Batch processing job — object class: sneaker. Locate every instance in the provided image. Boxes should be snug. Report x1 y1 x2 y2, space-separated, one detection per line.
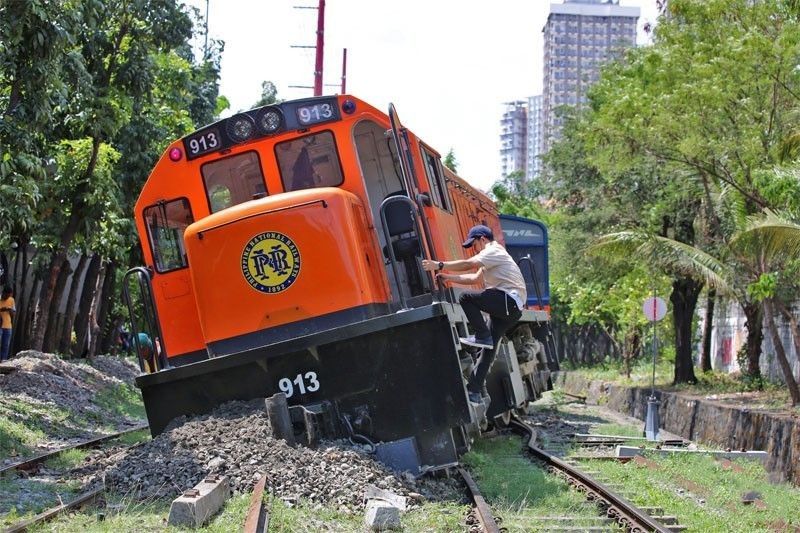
467 391 483 404
459 335 494 349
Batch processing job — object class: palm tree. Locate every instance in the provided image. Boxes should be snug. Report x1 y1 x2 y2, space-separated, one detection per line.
592 210 800 405
730 211 800 405
591 232 730 385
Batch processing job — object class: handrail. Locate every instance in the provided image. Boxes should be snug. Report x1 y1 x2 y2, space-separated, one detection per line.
122 266 167 373
388 103 438 298
379 195 418 310
518 255 559 371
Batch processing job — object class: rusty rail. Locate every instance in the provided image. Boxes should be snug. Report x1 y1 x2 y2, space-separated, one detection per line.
244 472 270 533
457 467 501 533
0 423 148 476
3 487 104 533
511 416 672 533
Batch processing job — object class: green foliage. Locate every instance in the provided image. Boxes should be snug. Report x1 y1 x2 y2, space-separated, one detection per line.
747 272 778 302
252 80 281 108
93 383 145 421
491 170 546 221
443 148 458 172
0 0 223 353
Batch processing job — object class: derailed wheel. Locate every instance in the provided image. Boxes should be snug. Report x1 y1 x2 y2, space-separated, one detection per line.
491 410 512 428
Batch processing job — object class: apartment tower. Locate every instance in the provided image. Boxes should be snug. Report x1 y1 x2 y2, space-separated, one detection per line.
541 0 639 153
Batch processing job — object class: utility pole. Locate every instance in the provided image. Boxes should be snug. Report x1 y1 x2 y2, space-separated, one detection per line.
203 0 210 59
313 0 325 96
290 0 326 95
340 48 347 93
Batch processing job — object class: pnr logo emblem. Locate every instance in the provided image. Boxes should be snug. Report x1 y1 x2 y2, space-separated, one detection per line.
242 232 301 293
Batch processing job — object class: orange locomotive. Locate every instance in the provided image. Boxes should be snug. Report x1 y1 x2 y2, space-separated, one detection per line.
127 95 555 473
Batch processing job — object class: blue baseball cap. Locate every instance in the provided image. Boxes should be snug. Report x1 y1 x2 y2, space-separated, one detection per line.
462 225 494 248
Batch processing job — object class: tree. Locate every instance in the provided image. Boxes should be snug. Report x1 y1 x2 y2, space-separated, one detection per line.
731 212 800 405
578 0 800 381
253 80 280 108
594 209 800 404
443 149 458 173
30 0 194 351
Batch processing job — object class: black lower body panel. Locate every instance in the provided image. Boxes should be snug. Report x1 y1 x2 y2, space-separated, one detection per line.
136 303 471 469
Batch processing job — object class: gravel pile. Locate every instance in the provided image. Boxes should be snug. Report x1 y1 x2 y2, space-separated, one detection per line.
0 350 139 409
105 400 462 511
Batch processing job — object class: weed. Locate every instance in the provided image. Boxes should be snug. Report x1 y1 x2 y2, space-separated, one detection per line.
578 452 800 531
462 436 598 518
94 384 145 421
43 448 89 471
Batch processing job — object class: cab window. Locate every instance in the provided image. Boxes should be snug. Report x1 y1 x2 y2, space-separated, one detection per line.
420 146 450 211
144 198 193 273
276 131 344 192
201 151 266 213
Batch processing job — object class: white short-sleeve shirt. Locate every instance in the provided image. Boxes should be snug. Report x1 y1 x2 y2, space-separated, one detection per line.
474 241 527 310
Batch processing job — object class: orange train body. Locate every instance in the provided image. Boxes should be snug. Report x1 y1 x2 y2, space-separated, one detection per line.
134 95 507 363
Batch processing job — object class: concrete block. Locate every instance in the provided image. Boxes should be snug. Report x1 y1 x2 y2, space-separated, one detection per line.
364 499 401 531
364 484 407 511
615 445 768 463
168 475 231 528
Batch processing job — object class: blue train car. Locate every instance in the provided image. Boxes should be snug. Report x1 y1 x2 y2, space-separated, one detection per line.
499 214 549 310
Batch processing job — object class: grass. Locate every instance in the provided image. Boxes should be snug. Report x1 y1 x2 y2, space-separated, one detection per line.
116 429 150 447
577 453 800 532
566 357 799 413
565 356 675 388
43 448 89 471
462 436 608 532
0 381 146 461
28 492 252 532
29 488 470 532
93 383 146 422
590 423 644 438
0 398 75 459
0 476 83 522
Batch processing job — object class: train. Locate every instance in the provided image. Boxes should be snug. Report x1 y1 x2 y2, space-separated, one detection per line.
125 94 558 474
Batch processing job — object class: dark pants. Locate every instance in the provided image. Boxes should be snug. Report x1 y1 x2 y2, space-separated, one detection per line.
459 289 522 394
0 328 12 362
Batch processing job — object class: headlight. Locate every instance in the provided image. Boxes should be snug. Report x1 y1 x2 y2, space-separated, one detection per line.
257 107 283 134
226 114 255 143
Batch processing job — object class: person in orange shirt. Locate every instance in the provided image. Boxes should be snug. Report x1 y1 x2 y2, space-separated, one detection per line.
0 286 15 362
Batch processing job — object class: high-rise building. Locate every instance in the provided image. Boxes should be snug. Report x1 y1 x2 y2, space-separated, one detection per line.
526 95 544 180
499 100 528 180
499 96 544 182
541 0 639 153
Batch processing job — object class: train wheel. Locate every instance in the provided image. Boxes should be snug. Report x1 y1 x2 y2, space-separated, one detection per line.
492 410 512 429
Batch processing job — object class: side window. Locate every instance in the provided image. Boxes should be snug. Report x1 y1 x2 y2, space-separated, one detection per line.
420 146 451 211
201 151 266 213
275 131 344 192
144 198 193 273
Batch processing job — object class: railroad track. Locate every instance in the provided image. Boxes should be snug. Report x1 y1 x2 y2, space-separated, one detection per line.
244 472 270 533
3 487 105 533
0 423 148 476
1 424 148 533
459 467 502 533
510 416 679 533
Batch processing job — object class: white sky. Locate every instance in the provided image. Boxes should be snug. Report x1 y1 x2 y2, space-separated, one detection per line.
186 1 659 191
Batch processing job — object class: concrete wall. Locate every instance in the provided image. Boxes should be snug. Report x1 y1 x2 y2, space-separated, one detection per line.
554 372 800 486
698 298 800 384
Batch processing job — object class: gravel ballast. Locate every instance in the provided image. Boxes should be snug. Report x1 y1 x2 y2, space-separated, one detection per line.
105 400 462 512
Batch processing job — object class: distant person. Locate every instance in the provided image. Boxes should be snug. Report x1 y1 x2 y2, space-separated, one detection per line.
136 332 156 373
0 286 15 362
422 225 526 405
